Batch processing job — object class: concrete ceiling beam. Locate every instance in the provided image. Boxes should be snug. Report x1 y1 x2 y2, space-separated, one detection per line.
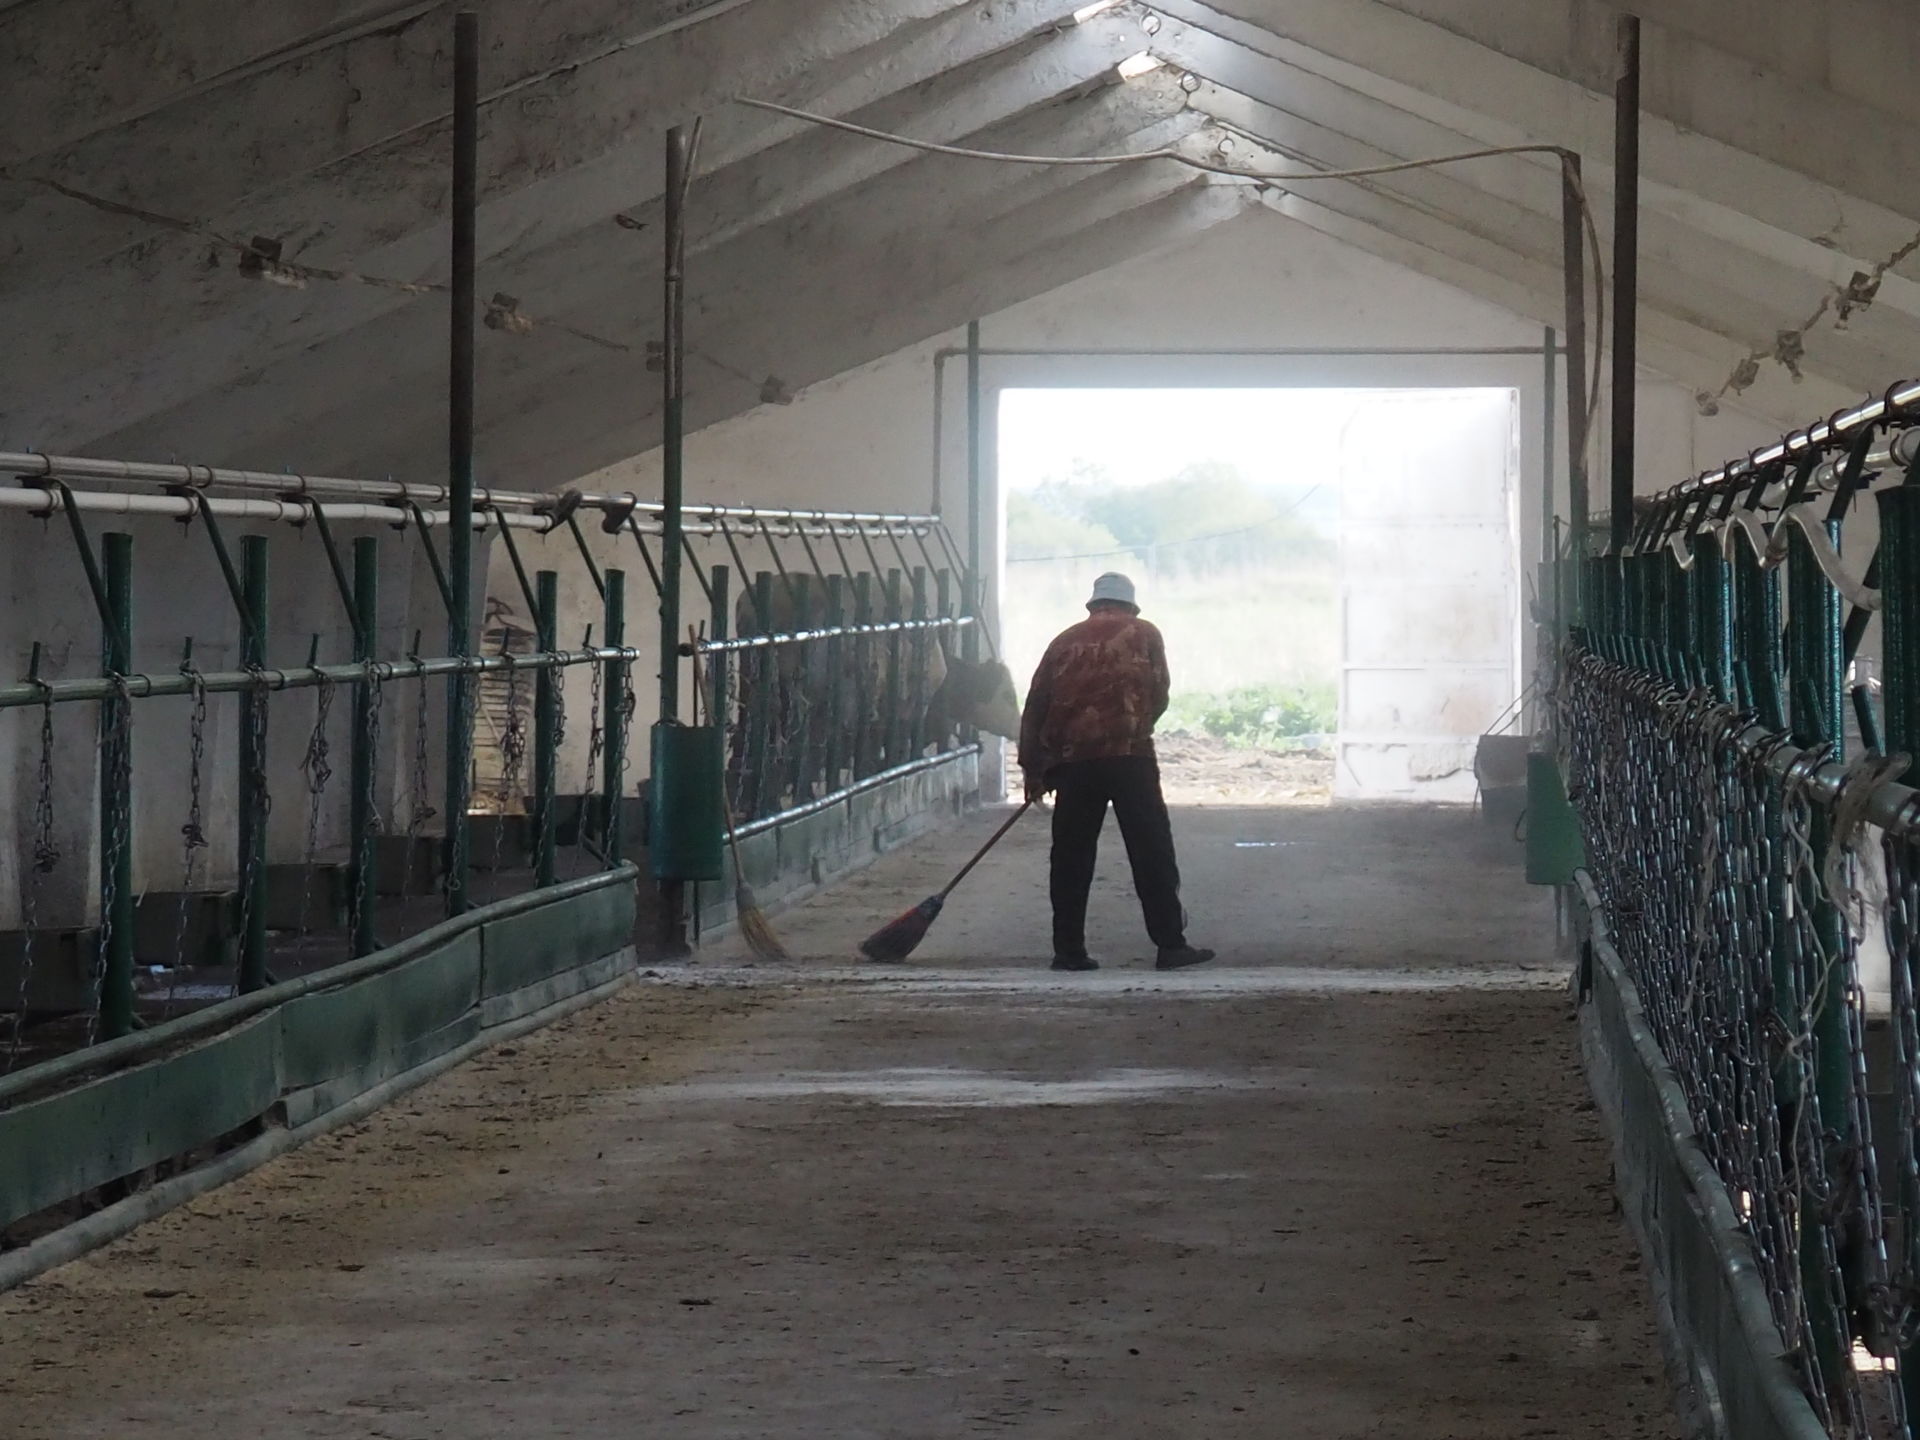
3 3 1137 451
1155 0 1920 285
0 0 1045 294
83 77 1212 475
1253 187 1863 430
1185 78 1920 397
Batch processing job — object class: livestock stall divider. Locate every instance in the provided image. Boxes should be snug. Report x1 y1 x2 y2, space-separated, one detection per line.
0 444 988 1272
1553 376 1920 1439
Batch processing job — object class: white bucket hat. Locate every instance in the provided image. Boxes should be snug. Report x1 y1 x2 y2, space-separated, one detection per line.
1087 572 1138 611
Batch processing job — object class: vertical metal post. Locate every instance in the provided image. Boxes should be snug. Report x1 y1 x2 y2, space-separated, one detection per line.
1881 484 1920 773
660 124 691 728
602 568 627 866
1542 325 1557 626
884 570 905 767
908 567 929 760
238 536 270 992
349 536 379 956
965 320 982 663
98 533 135 1039
853 572 875 779
747 572 776 818
533 570 559 888
1562 154 1590 608
824 573 846 785
708 565 731 744
443 9 480 916
1692 535 1731 702
935 568 953 750
1609 14 1641 554
1785 512 1853 1385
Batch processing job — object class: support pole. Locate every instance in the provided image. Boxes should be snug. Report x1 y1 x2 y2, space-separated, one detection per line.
964 319 982 663
349 536 379 957
443 9 479 917
601 568 628 866
660 124 691 729
1883 482 1920 774
1561 157 1590 594
98 533 135 1039
1609 15 1641 554
709 565 731 737
1541 326 1559 679
237 536 270 992
533 570 559 888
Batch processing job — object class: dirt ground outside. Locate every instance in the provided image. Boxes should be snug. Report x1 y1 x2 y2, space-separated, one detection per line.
0 806 1679 1439
1154 734 1332 807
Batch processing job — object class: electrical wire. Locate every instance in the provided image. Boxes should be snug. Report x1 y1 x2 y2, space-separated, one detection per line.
733 93 1609 510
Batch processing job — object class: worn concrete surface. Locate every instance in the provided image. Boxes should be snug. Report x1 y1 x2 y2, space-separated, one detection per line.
0 805 1679 1439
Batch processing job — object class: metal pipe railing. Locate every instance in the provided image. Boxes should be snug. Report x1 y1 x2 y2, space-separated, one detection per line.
684 614 973 656
0 449 947 532
0 646 638 711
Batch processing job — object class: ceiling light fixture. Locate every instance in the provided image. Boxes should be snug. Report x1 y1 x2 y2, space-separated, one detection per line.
1072 0 1122 21
1116 52 1165 80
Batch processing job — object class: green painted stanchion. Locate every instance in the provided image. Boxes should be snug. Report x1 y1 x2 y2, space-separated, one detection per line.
98 533 135 1040
533 571 558 889
349 537 379 957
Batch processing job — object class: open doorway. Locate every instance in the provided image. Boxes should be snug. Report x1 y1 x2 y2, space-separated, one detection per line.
998 387 1522 804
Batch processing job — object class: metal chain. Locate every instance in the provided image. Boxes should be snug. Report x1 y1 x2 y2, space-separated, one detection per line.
1566 646 1906 1435
84 677 134 1048
165 669 211 1016
298 672 337 938
6 691 60 1070
401 660 436 901
231 667 273 998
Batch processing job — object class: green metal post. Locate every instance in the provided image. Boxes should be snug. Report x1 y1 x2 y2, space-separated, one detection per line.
935 569 953 750
1785 511 1853 1384
908 567 929 760
1882 484 1920 774
533 570 558 888
443 9 479 917
747 571 776 818
1691 534 1731 702
1879 473 1920 1427
884 570 905 767
601 568 627 866
853 572 875 779
349 537 379 957
707 564 730 747
98 533 135 1039
238 536 270 993
965 319 982 664
660 124 691 730
824 573 846 786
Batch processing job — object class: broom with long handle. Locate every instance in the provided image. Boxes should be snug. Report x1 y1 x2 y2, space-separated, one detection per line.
858 800 1034 963
689 629 791 962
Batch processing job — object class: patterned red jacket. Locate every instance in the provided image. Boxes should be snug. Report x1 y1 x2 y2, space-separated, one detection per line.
1018 608 1171 776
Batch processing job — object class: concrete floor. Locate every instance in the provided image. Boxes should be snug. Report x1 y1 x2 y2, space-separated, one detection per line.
0 805 1680 1439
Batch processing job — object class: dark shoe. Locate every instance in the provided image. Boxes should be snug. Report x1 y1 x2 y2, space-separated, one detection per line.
1155 945 1215 971
1051 953 1100 972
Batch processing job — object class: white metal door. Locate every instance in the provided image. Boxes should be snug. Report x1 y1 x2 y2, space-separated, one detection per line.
1335 389 1520 803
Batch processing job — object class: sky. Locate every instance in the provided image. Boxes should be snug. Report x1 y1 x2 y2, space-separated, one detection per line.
997 387 1375 492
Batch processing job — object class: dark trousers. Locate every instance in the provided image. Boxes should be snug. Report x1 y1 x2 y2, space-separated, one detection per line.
1049 755 1185 955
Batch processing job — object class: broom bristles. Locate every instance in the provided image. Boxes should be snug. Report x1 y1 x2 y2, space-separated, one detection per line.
858 894 944 963
735 881 792 963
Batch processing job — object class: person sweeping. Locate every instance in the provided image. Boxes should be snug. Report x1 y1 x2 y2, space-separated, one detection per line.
1019 573 1214 973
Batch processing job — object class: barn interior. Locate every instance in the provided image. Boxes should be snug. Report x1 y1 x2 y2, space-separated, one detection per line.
5 4 1920 1437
